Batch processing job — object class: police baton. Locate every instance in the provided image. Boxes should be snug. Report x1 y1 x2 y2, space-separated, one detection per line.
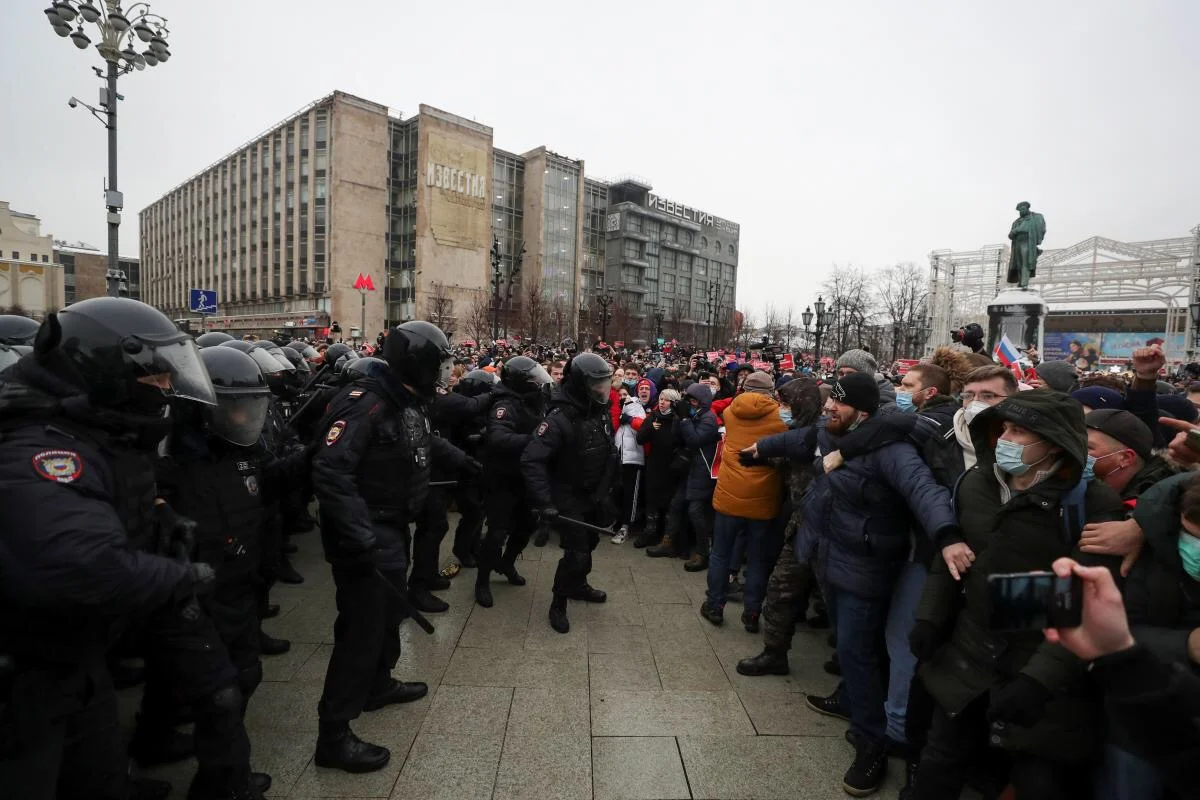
428 480 458 488
372 568 436 635
301 362 332 393
547 514 614 538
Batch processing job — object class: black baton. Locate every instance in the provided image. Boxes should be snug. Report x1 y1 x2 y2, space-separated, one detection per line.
372 568 435 634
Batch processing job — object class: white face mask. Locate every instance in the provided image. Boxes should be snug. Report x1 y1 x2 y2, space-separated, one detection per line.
963 401 990 425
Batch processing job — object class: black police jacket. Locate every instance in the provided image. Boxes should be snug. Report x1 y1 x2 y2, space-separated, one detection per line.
310 365 469 569
520 386 616 517
156 427 264 584
429 388 492 478
481 385 543 481
0 357 188 663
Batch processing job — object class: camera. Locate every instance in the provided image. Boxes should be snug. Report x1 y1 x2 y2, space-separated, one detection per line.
950 329 963 343
68 97 78 109
987 570 1082 632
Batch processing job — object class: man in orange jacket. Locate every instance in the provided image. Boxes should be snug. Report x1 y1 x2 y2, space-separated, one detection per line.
700 371 789 631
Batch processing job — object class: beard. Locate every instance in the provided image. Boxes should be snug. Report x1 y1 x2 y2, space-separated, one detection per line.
825 410 855 435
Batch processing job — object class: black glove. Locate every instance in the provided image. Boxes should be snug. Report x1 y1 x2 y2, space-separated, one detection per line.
156 503 197 562
463 457 483 476
619 413 633 426
674 399 690 418
538 507 559 525
987 674 1052 727
908 620 943 662
737 449 765 467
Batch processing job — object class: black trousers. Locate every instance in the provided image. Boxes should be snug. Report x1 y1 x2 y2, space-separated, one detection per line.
318 562 405 723
552 518 601 597
616 464 644 528
0 657 126 800
137 595 253 779
478 482 536 576
411 485 450 591
451 481 485 560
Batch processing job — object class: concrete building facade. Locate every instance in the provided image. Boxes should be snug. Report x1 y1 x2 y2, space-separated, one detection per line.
53 242 140 304
140 91 740 344
0 201 66 316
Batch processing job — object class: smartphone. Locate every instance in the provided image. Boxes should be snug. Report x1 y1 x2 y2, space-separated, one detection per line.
986 571 1082 632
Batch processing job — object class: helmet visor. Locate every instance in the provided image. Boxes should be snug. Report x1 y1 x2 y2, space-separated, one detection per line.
588 377 611 405
247 349 284 376
269 351 297 372
208 394 270 447
127 333 217 406
527 364 552 388
437 357 453 388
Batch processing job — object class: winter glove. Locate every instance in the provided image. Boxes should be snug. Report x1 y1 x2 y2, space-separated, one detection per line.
156 502 197 562
737 449 765 467
987 674 1052 727
908 620 943 662
619 413 633 426
674 400 690 418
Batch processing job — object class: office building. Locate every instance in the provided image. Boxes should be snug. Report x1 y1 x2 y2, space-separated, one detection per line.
140 91 740 343
53 242 141 304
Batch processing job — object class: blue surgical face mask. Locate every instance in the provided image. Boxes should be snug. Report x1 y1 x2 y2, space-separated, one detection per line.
1081 454 1097 482
1178 531 1200 581
895 391 915 413
995 437 1046 476
779 408 793 426
688 405 698 418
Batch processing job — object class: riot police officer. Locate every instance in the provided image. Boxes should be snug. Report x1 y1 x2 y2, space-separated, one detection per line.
0 298 216 800
135 345 274 799
409 367 496 611
445 369 497 567
475 356 552 608
310 321 476 773
521 352 618 634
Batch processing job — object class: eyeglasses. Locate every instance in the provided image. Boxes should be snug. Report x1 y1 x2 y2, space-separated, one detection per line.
960 390 1009 404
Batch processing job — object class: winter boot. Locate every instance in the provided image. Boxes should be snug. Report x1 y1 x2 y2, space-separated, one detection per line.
736 647 790 676
314 721 391 773
645 534 676 558
548 594 570 634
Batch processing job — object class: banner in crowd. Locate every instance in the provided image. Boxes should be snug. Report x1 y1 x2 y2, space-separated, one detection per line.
1043 331 1184 364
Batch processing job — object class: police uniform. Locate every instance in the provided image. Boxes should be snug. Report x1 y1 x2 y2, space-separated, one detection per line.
311 370 468 726
0 374 191 800
521 385 617 610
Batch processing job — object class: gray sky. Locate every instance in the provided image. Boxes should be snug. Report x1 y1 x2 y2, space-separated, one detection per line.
3 0 1197 314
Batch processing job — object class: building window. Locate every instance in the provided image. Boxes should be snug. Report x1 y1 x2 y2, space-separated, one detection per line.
679 229 693 247
700 236 708 249
621 265 642 285
724 263 735 281
662 226 676 243
728 244 736 257
41 254 48 263
623 214 641 234
678 276 691 295
662 272 675 293
694 280 706 299
678 254 692 273
714 240 722 253
10 251 17 260
644 218 660 240
696 258 707 276
622 240 642 260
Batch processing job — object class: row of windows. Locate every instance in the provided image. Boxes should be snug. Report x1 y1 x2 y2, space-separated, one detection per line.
622 213 737 258
8 251 50 263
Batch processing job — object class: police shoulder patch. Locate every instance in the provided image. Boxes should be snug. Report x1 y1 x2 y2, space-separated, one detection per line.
348 389 365 399
325 420 347 446
32 449 84 484
535 421 550 437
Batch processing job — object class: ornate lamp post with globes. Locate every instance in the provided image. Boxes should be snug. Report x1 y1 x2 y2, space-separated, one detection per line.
44 1 171 297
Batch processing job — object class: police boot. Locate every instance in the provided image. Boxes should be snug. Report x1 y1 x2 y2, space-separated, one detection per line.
633 514 659 549
645 534 676 558
259 628 291 656
548 595 570 634
736 647 790 676
364 679 429 711
277 557 305 585
315 721 391 773
129 718 195 766
185 767 264 800
568 584 606 603
474 572 494 608
408 588 449 613
498 559 527 586
533 527 550 547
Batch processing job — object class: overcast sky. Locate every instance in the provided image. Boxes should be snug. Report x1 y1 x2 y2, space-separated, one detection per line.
3 0 1197 314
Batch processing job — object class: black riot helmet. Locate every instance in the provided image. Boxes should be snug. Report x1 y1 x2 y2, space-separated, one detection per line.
0 314 39 346
291 342 319 362
252 341 296 373
34 297 217 412
0 343 19 373
322 342 352 367
280 346 312 374
344 356 386 379
456 369 497 398
501 355 552 396
333 350 360 375
196 331 235 348
198 346 271 446
220 339 283 376
564 352 614 407
383 321 452 396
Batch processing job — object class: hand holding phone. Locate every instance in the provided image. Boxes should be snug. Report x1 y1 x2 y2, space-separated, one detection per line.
987 570 1082 632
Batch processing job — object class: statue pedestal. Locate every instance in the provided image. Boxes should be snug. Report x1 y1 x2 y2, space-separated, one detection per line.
987 288 1047 357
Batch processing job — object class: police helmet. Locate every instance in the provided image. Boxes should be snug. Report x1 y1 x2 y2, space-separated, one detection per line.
333 350 360 375
280 346 312 374
383 321 452 396
344 356 386 379
36 297 216 411
564 352 614 406
220 339 285 377
457 368 497 398
500 355 552 396
0 314 39 346
322 342 352 366
196 331 235 348
198 346 271 447
252 341 296 373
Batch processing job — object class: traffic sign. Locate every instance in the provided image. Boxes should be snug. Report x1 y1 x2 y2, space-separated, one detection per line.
189 288 217 315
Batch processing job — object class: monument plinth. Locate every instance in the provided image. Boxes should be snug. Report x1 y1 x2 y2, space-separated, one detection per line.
987 288 1046 356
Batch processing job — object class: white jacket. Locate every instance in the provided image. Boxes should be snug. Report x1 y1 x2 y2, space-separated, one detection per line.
614 399 646 466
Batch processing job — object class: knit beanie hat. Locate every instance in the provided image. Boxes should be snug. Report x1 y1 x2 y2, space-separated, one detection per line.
1034 360 1078 393
830 372 879 412
1070 386 1124 411
835 349 877 376
742 371 775 395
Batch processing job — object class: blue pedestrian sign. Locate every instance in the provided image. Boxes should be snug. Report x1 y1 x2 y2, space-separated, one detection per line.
189 288 218 315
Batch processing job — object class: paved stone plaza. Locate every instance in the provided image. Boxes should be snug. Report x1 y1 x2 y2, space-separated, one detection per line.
125 519 911 799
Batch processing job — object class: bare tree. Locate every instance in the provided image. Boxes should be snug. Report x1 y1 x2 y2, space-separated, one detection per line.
548 295 567 343
424 281 456 337
668 297 689 344
464 291 492 345
874 262 928 360
521 274 548 343
608 291 634 344
821 266 874 357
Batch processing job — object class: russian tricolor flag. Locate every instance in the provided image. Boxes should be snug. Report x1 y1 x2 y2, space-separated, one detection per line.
993 334 1024 382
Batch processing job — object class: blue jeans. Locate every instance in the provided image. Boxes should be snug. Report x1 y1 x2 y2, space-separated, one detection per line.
706 513 782 613
828 584 890 745
884 560 927 743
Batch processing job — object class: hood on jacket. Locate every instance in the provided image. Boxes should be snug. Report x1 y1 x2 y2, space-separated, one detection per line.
646 367 666 390
728 390 779 422
685 382 713 410
778 376 822 427
969 389 1087 477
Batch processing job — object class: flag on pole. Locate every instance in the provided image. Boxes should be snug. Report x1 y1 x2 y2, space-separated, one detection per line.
993 334 1024 382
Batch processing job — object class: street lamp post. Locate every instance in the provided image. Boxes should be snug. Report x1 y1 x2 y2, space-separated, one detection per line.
812 295 829 363
595 289 613 343
489 237 502 340
47 1 171 298
653 306 665 343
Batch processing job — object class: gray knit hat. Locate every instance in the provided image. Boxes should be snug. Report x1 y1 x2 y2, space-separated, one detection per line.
1034 360 1078 394
835 349 877 375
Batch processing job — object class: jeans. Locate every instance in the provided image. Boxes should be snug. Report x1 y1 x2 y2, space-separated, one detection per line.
1095 743 1164 800
706 512 782 613
827 584 890 745
884 560 927 743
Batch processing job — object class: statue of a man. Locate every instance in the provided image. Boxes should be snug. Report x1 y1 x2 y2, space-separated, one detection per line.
1007 201 1046 290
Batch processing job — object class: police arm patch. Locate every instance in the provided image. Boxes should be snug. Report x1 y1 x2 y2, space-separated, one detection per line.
325 420 347 446
535 421 550 437
32 449 84 483
495 407 506 419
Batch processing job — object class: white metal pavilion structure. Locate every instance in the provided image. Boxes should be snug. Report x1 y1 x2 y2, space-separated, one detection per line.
926 225 1200 361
